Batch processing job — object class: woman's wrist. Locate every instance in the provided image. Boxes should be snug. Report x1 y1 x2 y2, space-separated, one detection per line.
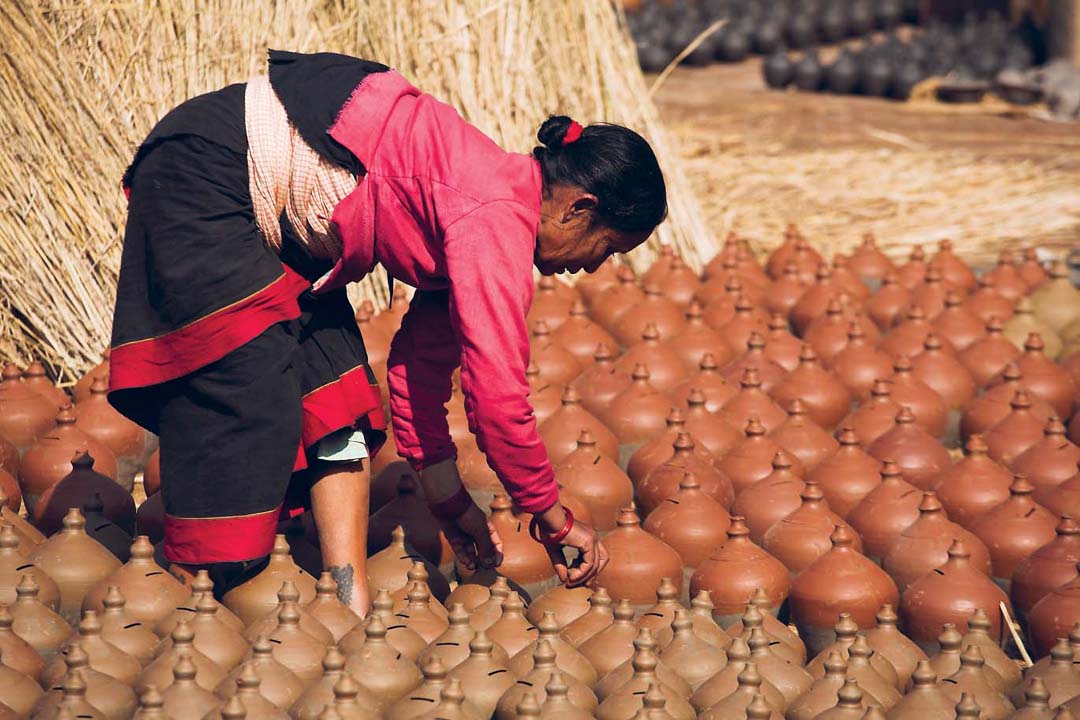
532 503 569 537
417 458 464 503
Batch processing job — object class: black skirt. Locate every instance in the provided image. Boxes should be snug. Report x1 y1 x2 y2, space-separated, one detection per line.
109 54 388 565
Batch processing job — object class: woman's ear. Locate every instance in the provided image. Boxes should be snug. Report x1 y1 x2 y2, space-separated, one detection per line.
562 192 599 223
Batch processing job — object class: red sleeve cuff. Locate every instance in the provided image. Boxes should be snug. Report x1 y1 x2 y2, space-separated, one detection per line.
511 479 561 515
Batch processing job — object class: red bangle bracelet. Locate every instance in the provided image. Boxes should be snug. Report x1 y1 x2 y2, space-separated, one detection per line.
529 507 575 546
427 485 472 520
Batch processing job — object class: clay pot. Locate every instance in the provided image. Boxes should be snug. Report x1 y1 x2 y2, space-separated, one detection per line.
767 400 838 473
865 272 910 332
79 493 132 561
848 232 894 282
840 384 896 450
803 298 855 364
766 261 809 318
721 333 787 394
481 496 556 597
933 291 986 352
881 305 949 360
576 259 620 307
722 368 787 434
731 452 806 544
963 364 1056 440
937 646 1015 720
29 508 121 623
31 452 136 538
19 362 66 410
594 635 694 720
905 265 950 321
900 539 1012 653
805 616 898 690
655 255 703 309
763 481 863 575
1011 516 1080 618
1014 418 1080 497
890 660 964 718
613 285 687 350
771 345 851 430
1017 638 1080 709
341 588 425 662
626 409 711 488
1041 471 1080 519
868 406 951 490
786 652 853 720
1002 334 1078 417
554 432 633 534
367 524 450 602
960 608 1022 692
981 250 1026 302
157 569 244 638
525 362 564 428
596 509 682 610
698 661 784 720
568 342 631 424
415 603 506 675
560 587 614 648
0 644 43 717
82 536 188 626
967 278 1017 325
791 266 844 336
1029 260 1080 333
158 593 248 672
764 230 820 281
1026 564 1080 658
578 599 638 677
211 663 292 720
721 418 804 496
0 448 18 505
495 640 597 719
368 476 453 574
614 325 685 396
552 300 615 367
1017 249 1050 290
135 621 226 693
725 589 805 663
524 586 590 632
342 615 422 705
73 377 147 487
507 611 596 688
885 356 949 439
700 277 743 333
761 316 799 374
390 562 450 623
670 302 734 372
716 296 770 356
1 525 56 612
789 525 899 656
540 386 619 465
805 428 879 519
959 316 1022 387
911 333 976 410
847 460 923 562
933 435 1014 529
971 476 1058 585
97 586 160 666
637 433 734 517
19 408 118 512
670 354 738 414
527 277 575 332
1005 301 1064 360
689 638 786 714
444 631 515 719
882 491 993 592
689 516 791 627
1008 677 1054 720
658 609 727 692
0 603 45 681
829 323 894 402
385 656 483 720
864 603 927 688
529 321 582 388
984 390 1054 467
0 495 43 556
601 364 671 452
644 474 730 575
0 364 56 451
8 573 70 664
743 626 814 708
44 614 141 691
485 591 537 659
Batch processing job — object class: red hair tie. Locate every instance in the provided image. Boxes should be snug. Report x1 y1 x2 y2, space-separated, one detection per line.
562 120 584 146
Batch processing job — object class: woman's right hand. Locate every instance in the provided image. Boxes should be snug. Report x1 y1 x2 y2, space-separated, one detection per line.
532 503 609 588
419 459 503 572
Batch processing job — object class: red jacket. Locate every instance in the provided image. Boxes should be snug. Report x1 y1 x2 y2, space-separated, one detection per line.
315 70 559 514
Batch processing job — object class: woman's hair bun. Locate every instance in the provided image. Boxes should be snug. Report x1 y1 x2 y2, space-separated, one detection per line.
537 115 576 149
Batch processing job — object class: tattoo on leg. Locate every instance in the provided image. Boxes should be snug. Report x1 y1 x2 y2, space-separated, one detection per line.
328 564 355 605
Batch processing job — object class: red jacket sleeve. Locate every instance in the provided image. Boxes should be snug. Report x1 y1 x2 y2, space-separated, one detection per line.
386 200 559 514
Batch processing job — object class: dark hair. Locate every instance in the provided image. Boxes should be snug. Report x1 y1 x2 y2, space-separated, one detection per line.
533 115 667 234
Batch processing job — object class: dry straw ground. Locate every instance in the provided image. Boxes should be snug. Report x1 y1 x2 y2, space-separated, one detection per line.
0 0 713 376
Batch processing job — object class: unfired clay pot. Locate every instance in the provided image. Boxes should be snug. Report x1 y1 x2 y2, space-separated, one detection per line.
806 427 881 519
788 525 899 656
970 476 1058 585
961 608 1022 692
689 516 791 627
29 508 121 623
72 377 147 490
445 630 516 719
135 621 226 693
0 522 61 611
864 604 927 688
82 535 189 626
97 586 159 666
495 639 597 718
899 539 1012 654
0 603 46 681
595 508 682 610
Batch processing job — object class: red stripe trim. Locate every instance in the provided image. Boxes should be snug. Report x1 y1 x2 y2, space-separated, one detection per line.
163 507 280 564
109 266 311 392
299 366 387 449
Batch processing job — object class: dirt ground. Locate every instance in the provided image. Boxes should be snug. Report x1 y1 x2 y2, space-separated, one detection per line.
651 58 1080 265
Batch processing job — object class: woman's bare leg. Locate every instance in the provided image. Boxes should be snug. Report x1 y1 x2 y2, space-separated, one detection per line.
309 459 371 618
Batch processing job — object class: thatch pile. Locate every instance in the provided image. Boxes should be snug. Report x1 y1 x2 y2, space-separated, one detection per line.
0 0 713 376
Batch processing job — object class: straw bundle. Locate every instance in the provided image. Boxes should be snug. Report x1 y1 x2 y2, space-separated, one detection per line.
0 0 712 376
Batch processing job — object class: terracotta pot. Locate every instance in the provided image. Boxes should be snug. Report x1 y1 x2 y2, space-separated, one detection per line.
689 516 790 627
840 382 898 449
483 495 556 597
1029 567 1080 660
698 661 785 720
0 364 56 451
731 452 806 544
657 608 727 692
791 266 844 336
1029 260 1080 333
938 646 1016 720
848 232 894 282
831 255 871 303
540 386 619 465
19 409 118 512
552 300 616 367
525 362 565 428
926 240 973 290
341 588 425 662
830 323 894 402
568 342 631 424
9 575 72 663
933 291 986 352
712 296 769 357
368 475 453 572
689 638 786 714
1008 677 1053 720
494 639 598 719
700 277 744 331
788 525 899 656
342 614 423 705
847 460 922 562
386 656 483 720
0 441 19 500
644 473 730 574
0 524 58 614
1001 333 1078 417
722 368 787 434
679 390 741 460
72 377 147 487
671 302 734 372
560 587 614 648
578 598 638 677
669 354 738 414
882 305 950 360
971 476 1058 585
767 399 838 473
82 535 189 626
613 285 687 350
720 418 804 496
865 272 910 332
31 452 136 537
962 366 1051 442
882 491 993 592
613 325 685 395
97 586 160 666
637 433 733 517
868 406 951 490
766 261 809 318
601 364 672 452
763 481 863 575
299 573 358 643
0 603 46 681
1017 248 1050 289
70 349 110 404
743 626 814 708
787 651 854 720
922 625 972 685
43 611 142 688
905 265 950 321
960 608 1022 692
17 362 65 410
527 277 575 332
959 316 1022 387
415 603 506 675
771 345 850 430
216 635 306 710
931 435 1011 529
726 588 805 662
135 621 226 693
485 591 537 659
507 610 596 688
1005 301 1064 360
156 569 244 638
886 660 957 719
36 645 138 720
1014 638 1080 708
79 493 133 561
1011 516 1080 618
804 428 879 518
911 333 976 410
1013 418 1080 499
762 314 801 373
900 539 1012 653
966 278 1016 327
0 493 43 554
554 431 633 533
803 298 854 365
885 356 949 439
529 321 582 388
983 390 1054 467
444 630 516 719
766 230 822 281
29 508 121 623
1041 471 1080 519
594 633 694 719
721 333 787 393
981 250 1026 301
864 603 927 688
576 259 620 307
596 508 682 610
524 586 591 632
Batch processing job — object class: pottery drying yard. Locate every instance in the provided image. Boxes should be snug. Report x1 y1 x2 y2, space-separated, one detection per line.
3 1 1080 720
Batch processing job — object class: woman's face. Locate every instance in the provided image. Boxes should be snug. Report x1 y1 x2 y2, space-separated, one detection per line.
535 185 651 276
